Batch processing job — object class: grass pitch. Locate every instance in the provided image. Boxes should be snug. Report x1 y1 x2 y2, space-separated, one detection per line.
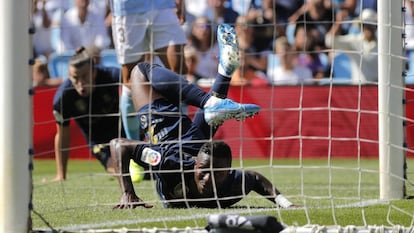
31 158 414 232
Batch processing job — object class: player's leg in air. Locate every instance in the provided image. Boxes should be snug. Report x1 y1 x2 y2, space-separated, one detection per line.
192 23 259 137
131 24 260 128
111 24 260 209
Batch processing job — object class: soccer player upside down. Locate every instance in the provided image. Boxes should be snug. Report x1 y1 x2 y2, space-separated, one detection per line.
110 24 296 209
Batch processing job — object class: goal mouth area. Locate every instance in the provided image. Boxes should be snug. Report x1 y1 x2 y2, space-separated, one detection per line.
30 225 413 233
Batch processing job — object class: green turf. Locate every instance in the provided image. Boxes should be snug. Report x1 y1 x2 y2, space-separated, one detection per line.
31 158 414 232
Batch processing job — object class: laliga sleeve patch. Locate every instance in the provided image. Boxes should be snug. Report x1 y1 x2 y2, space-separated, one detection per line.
141 147 161 166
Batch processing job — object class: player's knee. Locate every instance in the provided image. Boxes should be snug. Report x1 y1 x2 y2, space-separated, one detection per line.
131 65 147 83
109 138 123 156
109 138 120 149
110 138 134 160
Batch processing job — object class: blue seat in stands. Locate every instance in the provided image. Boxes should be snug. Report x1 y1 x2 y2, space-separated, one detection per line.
48 49 120 79
405 50 414 84
47 51 75 79
100 49 120 68
318 53 352 85
332 53 352 80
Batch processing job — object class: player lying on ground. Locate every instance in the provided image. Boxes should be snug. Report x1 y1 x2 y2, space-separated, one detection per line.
110 24 296 209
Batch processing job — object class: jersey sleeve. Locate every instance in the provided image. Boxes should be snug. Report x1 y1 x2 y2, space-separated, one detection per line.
52 80 72 126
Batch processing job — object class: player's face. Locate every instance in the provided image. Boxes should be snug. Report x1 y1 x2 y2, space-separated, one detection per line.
69 64 96 97
194 152 229 196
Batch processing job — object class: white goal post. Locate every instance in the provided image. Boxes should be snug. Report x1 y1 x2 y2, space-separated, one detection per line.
378 0 405 200
0 0 31 232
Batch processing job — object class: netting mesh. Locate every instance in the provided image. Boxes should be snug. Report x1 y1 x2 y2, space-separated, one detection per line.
29 0 414 232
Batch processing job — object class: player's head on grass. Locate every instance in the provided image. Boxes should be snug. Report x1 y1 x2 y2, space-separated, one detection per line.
195 141 232 196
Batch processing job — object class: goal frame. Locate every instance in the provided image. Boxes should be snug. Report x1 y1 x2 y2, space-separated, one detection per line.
0 0 32 232
0 0 408 232
377 0 405 200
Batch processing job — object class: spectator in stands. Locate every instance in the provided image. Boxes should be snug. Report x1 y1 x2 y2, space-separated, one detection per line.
289 0 334 48
32 59 64 87
47 2 70 54
325 8 378 84
43 0 71 13
355 0 377 14
89 0 109 19
184 45 205 84
230 0 263 16
345 1 378 35
292 23 328 80
204 0 239 26
231 15 269 86
325 0 358 34
243 0 275 52
183 0 209 36
263 0 303 35
267 36 313 85
43 47 123 182
405 0 414 53
109 24 296 209
188 17 219 85
32 0 55 60
286 1 332 80
335 0 358 14
57 0 111 53
90 0 113 49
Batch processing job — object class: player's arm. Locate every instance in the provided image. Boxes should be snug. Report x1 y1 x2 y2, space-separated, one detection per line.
53 123 71 182
246 170 295 208
109 138 153 209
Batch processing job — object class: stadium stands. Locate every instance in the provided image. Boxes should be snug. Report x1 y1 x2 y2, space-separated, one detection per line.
47 49 119 79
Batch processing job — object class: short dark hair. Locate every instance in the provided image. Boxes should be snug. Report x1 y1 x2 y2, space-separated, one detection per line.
199 141 232 168
69 46 94 68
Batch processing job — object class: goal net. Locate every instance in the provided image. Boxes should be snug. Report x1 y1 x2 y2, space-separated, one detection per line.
3 0 414 232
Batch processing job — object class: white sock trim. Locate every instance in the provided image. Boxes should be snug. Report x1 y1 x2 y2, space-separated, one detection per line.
218 65 231 77
275 194 293 208
204 96 222 108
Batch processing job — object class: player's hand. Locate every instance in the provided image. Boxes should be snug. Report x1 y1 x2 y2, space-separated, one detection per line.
113 192 153 209
42 176 65 183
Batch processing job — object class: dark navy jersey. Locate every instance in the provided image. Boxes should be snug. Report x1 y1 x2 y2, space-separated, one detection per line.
132 98 256 208
135 98 206 161
158 169 257 208
53 66 124 145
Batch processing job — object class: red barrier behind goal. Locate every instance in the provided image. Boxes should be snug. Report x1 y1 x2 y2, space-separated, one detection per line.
32 85 414 159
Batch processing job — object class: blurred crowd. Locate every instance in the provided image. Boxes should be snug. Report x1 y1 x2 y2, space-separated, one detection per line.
31 0 412 87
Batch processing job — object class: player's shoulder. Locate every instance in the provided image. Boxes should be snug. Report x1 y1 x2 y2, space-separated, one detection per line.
53 80 76 107
95 65 121 83
54 79 73 96
231 169 258 181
